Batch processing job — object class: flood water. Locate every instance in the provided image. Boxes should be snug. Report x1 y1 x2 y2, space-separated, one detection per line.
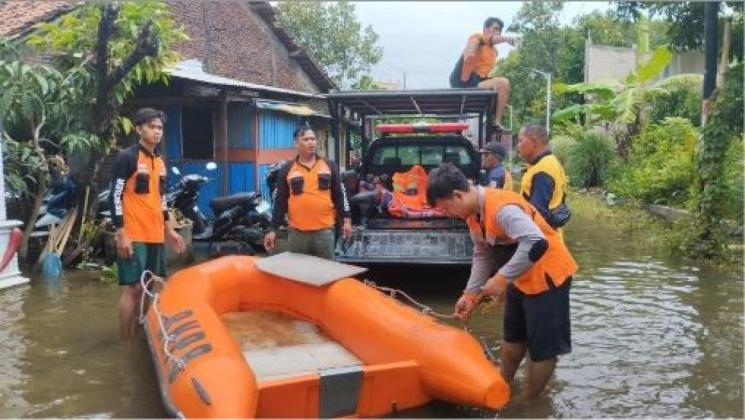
0 201 742 418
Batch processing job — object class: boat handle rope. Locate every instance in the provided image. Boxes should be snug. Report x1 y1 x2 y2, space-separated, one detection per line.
363 279 458 320
363 279 503 375
138 270 187 372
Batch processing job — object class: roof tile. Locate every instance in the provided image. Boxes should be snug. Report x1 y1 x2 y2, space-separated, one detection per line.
0 0 77 39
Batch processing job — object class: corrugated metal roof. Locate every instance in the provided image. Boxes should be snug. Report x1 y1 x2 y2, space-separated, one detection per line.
327 89 497 117
256 99 331 118
167 59 325 99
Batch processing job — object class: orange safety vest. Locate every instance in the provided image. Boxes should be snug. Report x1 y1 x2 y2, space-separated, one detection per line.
286 158 335 231
123 150 166 243
466 188 578 295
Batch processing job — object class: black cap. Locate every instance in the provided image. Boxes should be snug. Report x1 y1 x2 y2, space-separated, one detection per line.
479 142 506 159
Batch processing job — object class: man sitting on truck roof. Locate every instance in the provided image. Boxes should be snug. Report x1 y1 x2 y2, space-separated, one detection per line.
449 17 515 131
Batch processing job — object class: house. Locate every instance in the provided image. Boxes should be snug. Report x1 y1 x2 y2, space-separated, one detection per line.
0 0 336 215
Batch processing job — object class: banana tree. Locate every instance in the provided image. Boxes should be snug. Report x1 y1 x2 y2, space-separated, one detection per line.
552 47 703 156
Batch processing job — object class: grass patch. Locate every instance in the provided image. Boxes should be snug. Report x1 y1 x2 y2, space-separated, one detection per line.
570 190 743 273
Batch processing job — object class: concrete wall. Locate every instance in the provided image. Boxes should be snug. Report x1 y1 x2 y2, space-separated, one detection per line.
585 44 705 83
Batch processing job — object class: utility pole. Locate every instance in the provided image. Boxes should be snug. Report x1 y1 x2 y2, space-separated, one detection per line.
403 72 407 90
531 69 552 135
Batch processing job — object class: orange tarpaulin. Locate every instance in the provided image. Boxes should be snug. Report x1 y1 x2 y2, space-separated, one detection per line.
388 165 444 218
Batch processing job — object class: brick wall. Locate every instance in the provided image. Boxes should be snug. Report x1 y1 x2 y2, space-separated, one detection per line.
167 0 321 93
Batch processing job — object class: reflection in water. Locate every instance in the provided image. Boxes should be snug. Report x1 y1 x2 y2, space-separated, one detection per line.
0 209 742 417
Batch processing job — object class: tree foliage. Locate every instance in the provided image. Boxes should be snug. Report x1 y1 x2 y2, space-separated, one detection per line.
608 117 698 206
0 1 186 261
614 1 744 61
493 3 670 127
275 0 382 87
28 1 186 144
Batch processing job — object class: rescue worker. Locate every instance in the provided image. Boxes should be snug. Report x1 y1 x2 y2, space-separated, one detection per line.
109 108 185 344
426 162 578 402
263 126 352 259
479 141 513 190
517 123 571 235
450 17 515 130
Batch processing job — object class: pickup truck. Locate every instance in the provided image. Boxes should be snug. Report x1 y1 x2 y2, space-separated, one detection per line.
329 89 495 266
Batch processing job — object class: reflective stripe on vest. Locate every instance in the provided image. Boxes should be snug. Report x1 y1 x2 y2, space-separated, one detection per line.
520 154 567 211
286 158 335 231
473 188 578 295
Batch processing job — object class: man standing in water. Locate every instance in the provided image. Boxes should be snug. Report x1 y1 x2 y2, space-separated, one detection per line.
109 108 185 343
426 162 577 402
263 125 351 259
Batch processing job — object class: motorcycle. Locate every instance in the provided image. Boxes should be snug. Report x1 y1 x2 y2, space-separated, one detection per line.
194 191 272 253
165 162 217 235
167 163 272 254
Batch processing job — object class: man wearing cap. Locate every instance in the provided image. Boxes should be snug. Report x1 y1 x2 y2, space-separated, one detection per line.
480 142 513 190
109 107 185 344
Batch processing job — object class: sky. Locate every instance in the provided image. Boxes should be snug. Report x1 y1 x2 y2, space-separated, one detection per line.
351 1 611 89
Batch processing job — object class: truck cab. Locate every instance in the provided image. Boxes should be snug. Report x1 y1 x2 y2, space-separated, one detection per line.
326 89 499 266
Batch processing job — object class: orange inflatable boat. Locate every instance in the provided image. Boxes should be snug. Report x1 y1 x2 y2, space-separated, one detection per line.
143 253 510 418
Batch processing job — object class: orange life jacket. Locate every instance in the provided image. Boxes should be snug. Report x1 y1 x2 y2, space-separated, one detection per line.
122 149 166 243
466 188 578 295
286 158 335 231
388 165 444 218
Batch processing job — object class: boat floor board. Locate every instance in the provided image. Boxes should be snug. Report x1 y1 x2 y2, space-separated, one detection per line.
223 311 362 381
255 252 367 286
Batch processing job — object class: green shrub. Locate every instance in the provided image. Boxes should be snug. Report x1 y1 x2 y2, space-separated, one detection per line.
646 87 702 127
550 134 577 167
609 117 697 205
567 131 617 188
722 135 744 223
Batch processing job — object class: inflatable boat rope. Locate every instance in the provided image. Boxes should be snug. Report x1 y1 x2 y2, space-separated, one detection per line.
139 270 187 371
362 280 457 320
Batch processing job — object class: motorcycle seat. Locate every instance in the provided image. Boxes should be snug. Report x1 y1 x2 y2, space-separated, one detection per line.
209 192 258 213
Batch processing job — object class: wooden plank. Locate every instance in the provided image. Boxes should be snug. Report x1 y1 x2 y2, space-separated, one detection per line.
256 252 367 287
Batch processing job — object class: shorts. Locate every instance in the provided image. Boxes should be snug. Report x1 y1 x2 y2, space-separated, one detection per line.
287 228 335 260
117 242 167 286
504 277 572 361
449 71 483 88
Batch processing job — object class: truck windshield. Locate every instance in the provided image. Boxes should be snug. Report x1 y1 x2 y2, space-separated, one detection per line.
372 145 472 166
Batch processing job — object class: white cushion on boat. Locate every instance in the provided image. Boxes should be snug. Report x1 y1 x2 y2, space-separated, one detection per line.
256 252 367 286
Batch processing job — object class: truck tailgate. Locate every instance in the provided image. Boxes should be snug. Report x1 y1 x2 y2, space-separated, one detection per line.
336 228 473 266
